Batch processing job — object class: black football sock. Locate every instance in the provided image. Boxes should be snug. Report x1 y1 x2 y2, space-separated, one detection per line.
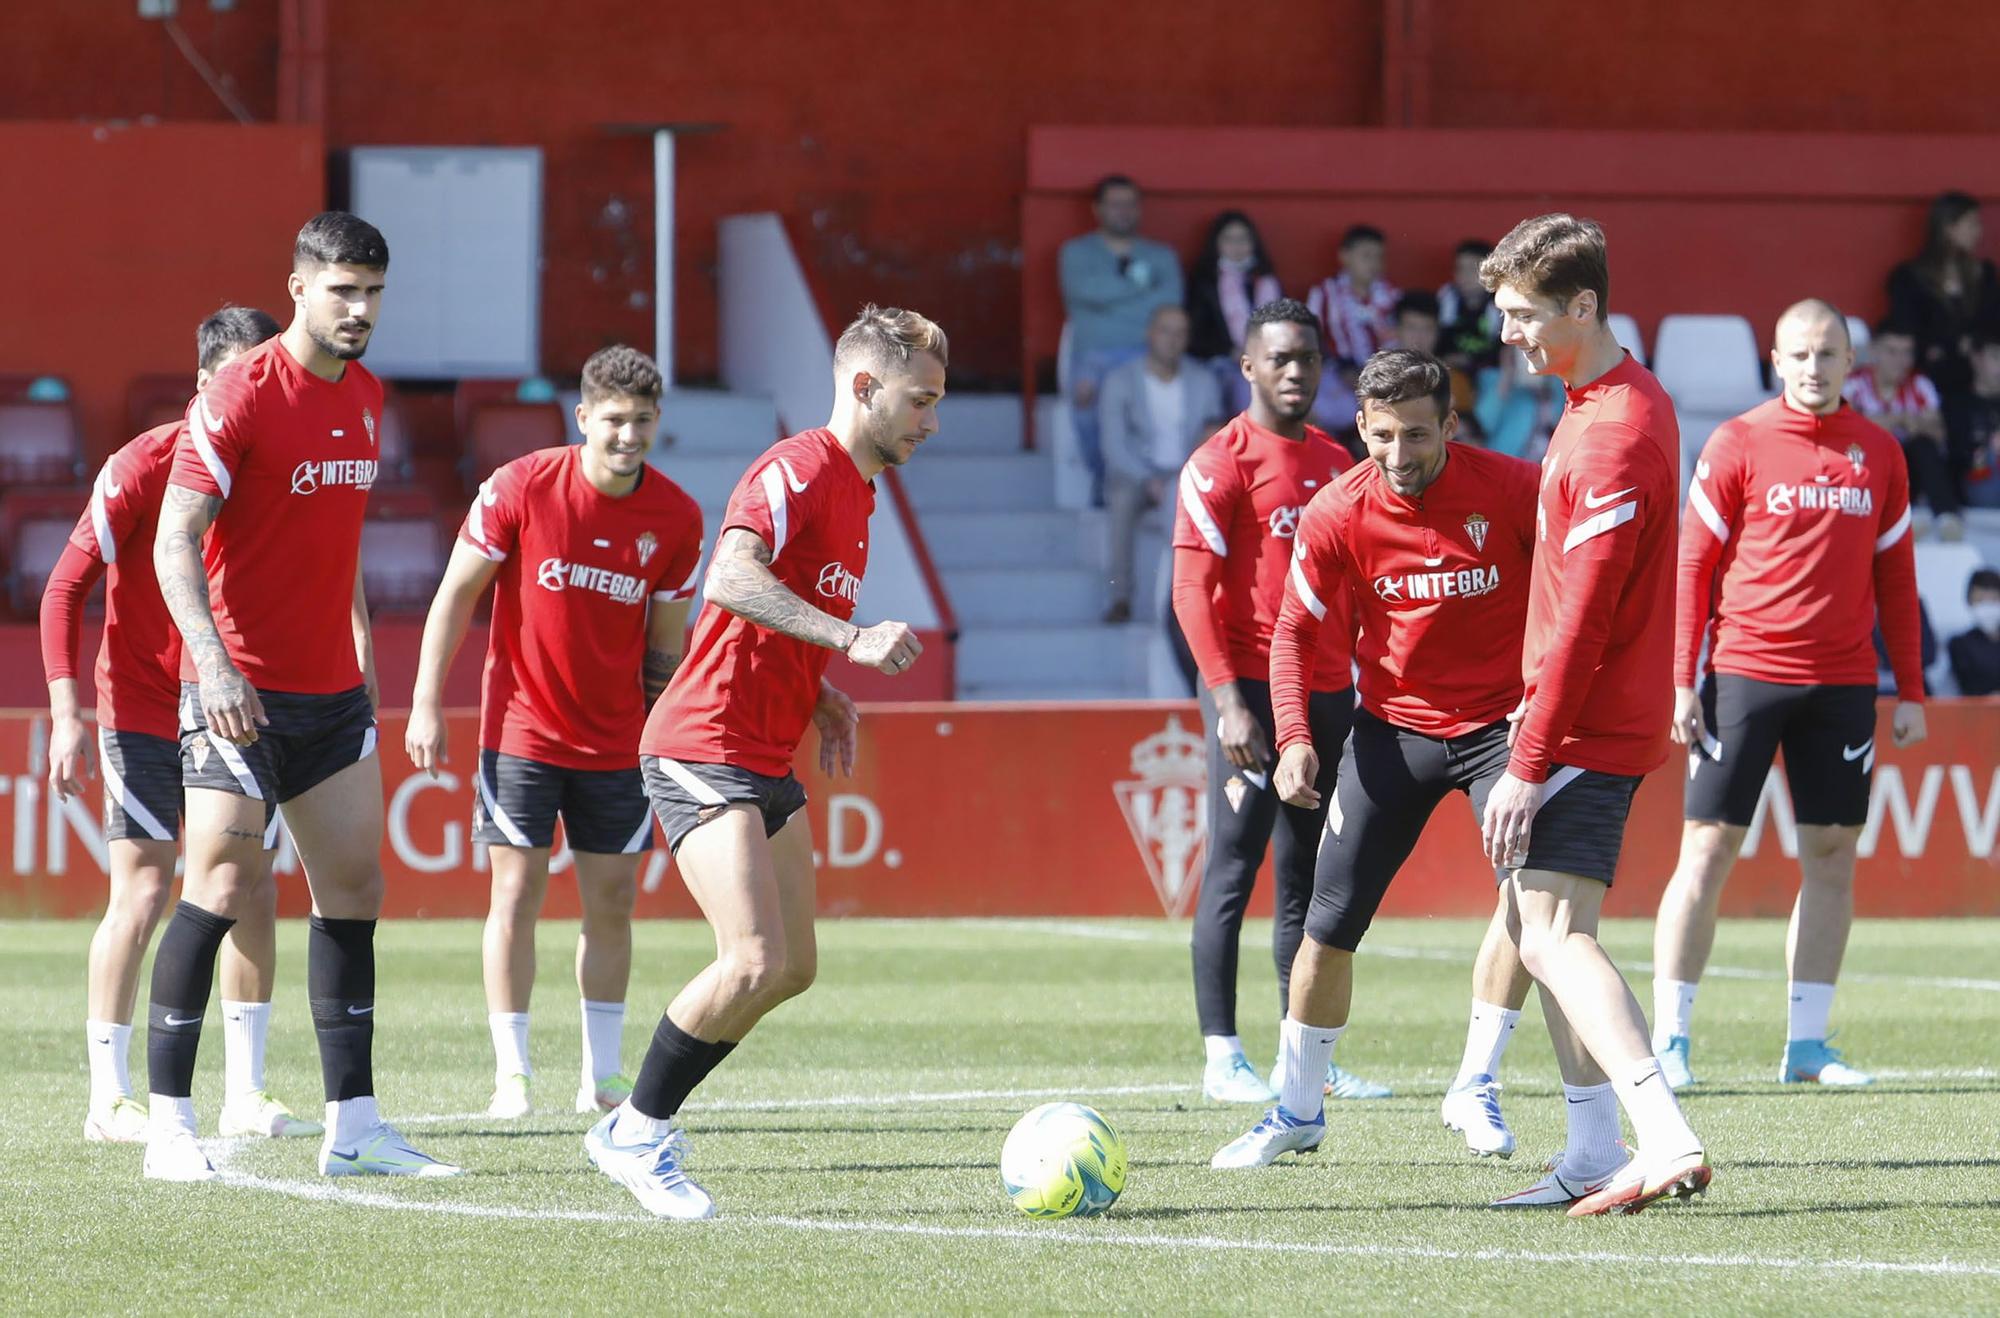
630 1016 736 1120
146 901 236 1099
308 915 377 1103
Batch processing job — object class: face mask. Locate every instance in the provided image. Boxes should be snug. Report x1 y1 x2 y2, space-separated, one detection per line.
1973 601 2000 637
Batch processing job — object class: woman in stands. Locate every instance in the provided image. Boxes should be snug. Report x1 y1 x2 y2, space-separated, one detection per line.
1887 191 2000 405
1186 211 1282 413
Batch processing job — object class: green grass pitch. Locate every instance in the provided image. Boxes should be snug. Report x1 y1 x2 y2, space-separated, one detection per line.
5 916 1998 1314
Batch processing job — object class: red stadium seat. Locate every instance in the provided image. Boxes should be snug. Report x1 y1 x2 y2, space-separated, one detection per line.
360 516 444 612
464 404 565 488
127 374 194 435
8 515 81 615
0 402 85 485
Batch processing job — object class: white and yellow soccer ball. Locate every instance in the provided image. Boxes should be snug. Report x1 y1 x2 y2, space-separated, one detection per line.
1000 1102 1128 1219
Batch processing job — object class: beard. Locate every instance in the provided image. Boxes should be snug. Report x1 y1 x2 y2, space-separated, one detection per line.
309 320 370 361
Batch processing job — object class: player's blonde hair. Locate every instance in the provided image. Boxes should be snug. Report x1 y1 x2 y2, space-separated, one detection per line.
1479 213 1610 323
834 304 949 377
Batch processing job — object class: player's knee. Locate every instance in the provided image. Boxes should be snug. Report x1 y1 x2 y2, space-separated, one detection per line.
580 878 637 926
1513 920 1565 982
772 947 817 1001
718 941 792 1007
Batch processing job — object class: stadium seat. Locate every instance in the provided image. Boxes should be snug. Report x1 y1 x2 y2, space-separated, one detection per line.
8 515 77 615
1847 315 1871 365
360 516 444 612
1915 540 1985 642
1607 313 1647 365
464 403 566 487
1653 314 1768 414
376 392 415 484
0 401 85 485
127 374 193 435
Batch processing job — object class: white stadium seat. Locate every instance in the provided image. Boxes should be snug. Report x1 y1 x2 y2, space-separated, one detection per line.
1653 314 1769 414
1847 315 1871 365
1607 313 1646 365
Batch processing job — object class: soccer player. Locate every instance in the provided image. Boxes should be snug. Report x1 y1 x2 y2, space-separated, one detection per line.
1475 214 1710 1215
1210 350 1540 1169
1170 298 1391 1105
584 305 940 1219
145 211 458 1181
41 307 318 1145
1650 301 1926 1089
405 345 703 1118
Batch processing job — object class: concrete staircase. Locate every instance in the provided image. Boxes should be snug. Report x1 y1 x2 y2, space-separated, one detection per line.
903 394 1166 701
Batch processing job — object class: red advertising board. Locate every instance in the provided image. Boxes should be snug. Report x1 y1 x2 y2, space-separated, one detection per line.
2 702 1995 919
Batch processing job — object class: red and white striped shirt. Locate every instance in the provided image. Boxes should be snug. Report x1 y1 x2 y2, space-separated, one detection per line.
1305 273 1400 367
1842 370 1940 426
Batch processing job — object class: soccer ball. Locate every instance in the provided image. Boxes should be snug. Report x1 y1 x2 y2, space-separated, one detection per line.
999 1102 1128 1219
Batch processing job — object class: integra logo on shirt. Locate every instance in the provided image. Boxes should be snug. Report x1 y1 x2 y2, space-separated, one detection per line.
290 459 378 495
1763 482 1873 517
1373 565 1502 602
536 556 645 605
1267 506 1302 539
817 561 863 604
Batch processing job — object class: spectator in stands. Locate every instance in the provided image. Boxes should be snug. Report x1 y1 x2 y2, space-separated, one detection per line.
1306 224 1399 376
1186 210 1282 415
1438 239 1503 374
1873 597 1937 697
1948 568 2000 696
1888 191 2000 404
1098 305 1224 623
1845 320 1963 539
1388 290 1441 354
1060 174 1184 505
1947 332 2000 508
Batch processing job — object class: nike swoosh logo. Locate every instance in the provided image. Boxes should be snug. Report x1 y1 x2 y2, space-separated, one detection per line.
103 479 123 498
1634 1069 1661 1088
1565 1096 1589 1104
777 458 810 494
197 394 226 434
346 1004 374 1016
1581 485 1636 509
1842 740 1873 762
162 1013 201 1027
329 1147 358 1162
1695 461 1710 481
1188 466 1215 493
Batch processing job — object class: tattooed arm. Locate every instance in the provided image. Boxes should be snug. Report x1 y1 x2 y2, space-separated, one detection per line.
155 483 265 744
702 528 923 676
643 597 691 704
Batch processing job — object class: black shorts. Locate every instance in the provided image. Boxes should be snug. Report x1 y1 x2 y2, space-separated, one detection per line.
1305 710 1511 951
1686 673 1877 828
98 728 182 843
472 748 654 854
179 683 376 831
641 756 808 855
1514 764 1642 885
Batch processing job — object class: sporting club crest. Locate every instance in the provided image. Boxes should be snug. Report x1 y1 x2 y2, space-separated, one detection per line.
1464 512 1490 554
1845 443 1866 474
636 530 659 566
362 408 377 448
1113 714 1210 916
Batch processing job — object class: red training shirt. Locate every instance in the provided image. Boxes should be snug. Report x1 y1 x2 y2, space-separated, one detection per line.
38 422 186 739
461 446 704 770
1272 443 1538 750
641 429 875 777
168 338 383 693
1513 354 1680 783
1170 413 1355 691
1677 397 1922 697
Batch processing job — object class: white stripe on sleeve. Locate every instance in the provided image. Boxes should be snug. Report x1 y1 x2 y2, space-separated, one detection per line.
90 462 117 564
1288 549 1327 621
1875 506 1912 553
1686 481 1729 543
190 394 233 499
653 544 703 602
1561 501 1637 553
759 465 791 561
1177 465 1228 556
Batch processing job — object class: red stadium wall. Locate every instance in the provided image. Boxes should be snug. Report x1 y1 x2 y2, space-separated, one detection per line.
3 703 1995 920
6 0 1999 399
0 122 325 461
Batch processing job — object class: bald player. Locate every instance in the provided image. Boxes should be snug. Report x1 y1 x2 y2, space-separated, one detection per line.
1651 299 1926 1090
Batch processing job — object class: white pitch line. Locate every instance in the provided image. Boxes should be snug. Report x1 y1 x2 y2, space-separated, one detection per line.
396 1081 1194 1127
983 919 2000 992
216 1170 2000 1280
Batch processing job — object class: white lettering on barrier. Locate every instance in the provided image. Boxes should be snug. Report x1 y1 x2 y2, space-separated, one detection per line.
1859 765 1946 859
641 850 671 894
271 814 300 875
13 775 38 876
1739 772 1798 859
388 771 463 874
46 785 103 876
825 794 882 868
1950 766 2000 859
1739 764 1991 860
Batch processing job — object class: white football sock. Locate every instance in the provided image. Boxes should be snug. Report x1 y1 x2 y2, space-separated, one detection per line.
86 1020 132 1106
490 1011 531 1082
1202 1033 1245 1066
1451 999 1520 1090
148 1093 197 1136
580 999 626 1087
1560 1081 1623 1173
1279 1018 1341 1121
221 1000 270 1102
327 1094 380 1143
619 1101 674 1140
1786 980 1836 1042
1612 1056 1701 1158
1652 978 1698 1048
